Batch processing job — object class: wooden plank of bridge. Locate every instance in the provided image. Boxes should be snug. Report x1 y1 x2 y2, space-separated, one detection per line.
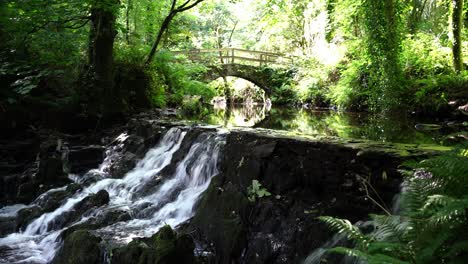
173 48 294 66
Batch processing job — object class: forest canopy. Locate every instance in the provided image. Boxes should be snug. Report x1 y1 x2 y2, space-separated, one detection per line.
1 0 467 119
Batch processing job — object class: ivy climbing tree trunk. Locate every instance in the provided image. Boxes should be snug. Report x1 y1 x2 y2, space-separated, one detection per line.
451 0 464 73
362 0 403 112
145 0 205 65
87 0 119 113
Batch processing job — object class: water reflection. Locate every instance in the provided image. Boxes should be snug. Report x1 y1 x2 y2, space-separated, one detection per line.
188 105 453 144
205 104 270 127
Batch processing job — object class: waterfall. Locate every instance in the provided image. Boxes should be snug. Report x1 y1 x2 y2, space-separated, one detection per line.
0 127 225 264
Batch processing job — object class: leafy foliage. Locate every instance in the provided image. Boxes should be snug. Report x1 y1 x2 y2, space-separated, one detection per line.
2 0 468 121
247 180 271 202
152 51 215 106
320 144 468 263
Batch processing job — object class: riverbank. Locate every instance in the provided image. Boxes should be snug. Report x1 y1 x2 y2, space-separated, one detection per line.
0 111 450 263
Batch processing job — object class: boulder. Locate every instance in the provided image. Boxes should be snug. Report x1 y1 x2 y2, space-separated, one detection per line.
68 146 105 174
16 205 42 231
189 129 429 263
52 230 103 264
35 138 70 189
0 217 16 236
15 184 82 231
35 184 81 212
51 190 110 230
16 181 40 204
191 175 250 263
111 225 195 264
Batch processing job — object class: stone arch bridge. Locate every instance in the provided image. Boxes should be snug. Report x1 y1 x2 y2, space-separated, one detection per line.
173 48 294 95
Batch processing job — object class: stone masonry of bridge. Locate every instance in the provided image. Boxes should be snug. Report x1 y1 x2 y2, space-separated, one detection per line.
173 48 294 95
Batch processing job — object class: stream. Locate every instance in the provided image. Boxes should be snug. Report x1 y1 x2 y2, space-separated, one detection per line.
0 106 461 264
0 128 224 263
185 105 459 144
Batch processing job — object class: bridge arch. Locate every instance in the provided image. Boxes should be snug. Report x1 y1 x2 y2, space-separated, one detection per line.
204 64 274 95
173 48 294 96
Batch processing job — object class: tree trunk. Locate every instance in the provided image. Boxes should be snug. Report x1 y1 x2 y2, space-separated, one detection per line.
408 0 428 34
126 0 132 44
145 13 175 65
145 0 205 65
87 0 119 112
452 0 464 73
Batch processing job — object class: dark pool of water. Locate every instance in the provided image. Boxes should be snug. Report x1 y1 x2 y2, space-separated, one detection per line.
181 105 465 145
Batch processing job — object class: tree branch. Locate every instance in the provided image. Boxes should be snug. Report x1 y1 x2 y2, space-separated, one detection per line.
145 0 206 65
175 0 205 12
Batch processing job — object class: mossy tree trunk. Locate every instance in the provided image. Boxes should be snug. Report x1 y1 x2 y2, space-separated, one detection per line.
451 0 464 73
87 0 119 113
362 0 403 111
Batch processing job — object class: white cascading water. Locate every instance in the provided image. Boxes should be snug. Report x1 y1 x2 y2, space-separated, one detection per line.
0 127 225 264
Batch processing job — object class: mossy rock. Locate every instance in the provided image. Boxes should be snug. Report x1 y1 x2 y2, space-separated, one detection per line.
52 230 102 264
191 175 250 262
16 205 42 231
111 240 150 264
111 225 194 264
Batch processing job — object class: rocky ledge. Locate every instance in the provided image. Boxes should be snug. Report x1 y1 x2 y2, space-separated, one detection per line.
0 115 448 264
186 127 444 263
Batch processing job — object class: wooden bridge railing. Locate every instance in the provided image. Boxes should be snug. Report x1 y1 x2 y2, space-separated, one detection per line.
172 48 294 66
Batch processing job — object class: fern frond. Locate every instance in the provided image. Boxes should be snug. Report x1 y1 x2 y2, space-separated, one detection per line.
329 247 410 264
319 143 468 264
369 214 410 241
415 226 453 263
328 246 370 259
425 196 468 226
318 216 368 247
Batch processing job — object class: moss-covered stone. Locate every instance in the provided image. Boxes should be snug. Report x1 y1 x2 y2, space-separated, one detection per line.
111 225 194 264
52 230 102 264
16 205 42 231
191 175 250 263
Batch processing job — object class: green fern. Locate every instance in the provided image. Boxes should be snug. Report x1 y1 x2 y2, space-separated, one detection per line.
318 216 369 247
318 143 468 263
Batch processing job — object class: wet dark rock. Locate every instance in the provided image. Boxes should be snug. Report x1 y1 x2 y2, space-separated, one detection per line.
74 190 110 214
251 141 277 158
100 209 132 224
1 174 21 205
36 138 69 185
0 217 16 236
15 184 82 231
191 175 250 263
189 130 423 263
0 134 39 205
16 205 42 231
52 230 103 264
78 171 105 186
68 145 105 174
16 181 41 204
60 209 132 242
111 225 195 264
52 190 110 230
101 121 168 179
107 152 138 179
37 157 66 183
35 184 82 212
